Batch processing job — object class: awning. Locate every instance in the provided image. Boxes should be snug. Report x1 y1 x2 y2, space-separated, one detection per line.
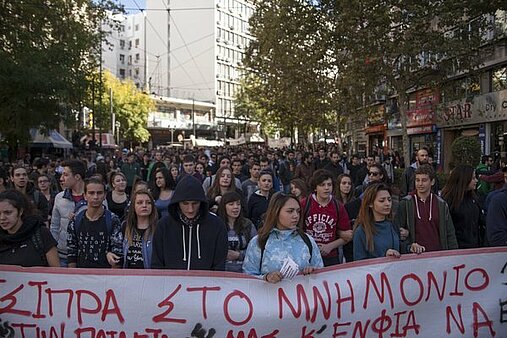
30 129 73 149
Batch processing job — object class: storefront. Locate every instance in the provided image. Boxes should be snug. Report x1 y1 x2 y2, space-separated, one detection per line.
437 88 507 171
366 104 387 156
405 89 439 165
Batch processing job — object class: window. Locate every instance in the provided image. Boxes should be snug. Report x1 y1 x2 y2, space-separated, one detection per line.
135 53 140 62
120 40 125 49
119 68 125 79
119 54 125 64
129 41 132 49
135 24 139 31
128 55 132 64
135 39 139 48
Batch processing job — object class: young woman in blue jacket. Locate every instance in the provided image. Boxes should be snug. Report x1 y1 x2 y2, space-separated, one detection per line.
243 192 323 283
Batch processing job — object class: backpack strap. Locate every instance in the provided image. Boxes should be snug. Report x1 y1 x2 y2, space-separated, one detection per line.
299 232 313 262
30 226 47 266
302 196 313 231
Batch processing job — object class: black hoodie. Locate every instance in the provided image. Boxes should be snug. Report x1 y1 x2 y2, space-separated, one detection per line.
151 175 228 270
0 215 56 266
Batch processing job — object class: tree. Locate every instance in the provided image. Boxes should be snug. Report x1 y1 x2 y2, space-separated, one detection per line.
451 136 481 167
239 0 338 142
240 0 505 158
0 0 119 154
92 71 154 144
318 0 505 161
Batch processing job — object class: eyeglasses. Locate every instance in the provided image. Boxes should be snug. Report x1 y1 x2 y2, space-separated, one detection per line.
368 171 380 177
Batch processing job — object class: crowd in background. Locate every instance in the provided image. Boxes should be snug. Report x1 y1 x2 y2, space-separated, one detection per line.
0 143 505 283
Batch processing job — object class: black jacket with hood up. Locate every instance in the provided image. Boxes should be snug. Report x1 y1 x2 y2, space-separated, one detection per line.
151 175 228 270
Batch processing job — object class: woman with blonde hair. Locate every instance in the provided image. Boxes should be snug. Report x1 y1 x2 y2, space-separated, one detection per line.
121 189 158 269
243 192 323 283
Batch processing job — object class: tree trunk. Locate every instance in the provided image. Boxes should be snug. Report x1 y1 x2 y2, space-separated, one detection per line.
398 91 410 167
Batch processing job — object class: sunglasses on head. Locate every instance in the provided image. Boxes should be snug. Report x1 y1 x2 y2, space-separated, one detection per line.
368 171 380 177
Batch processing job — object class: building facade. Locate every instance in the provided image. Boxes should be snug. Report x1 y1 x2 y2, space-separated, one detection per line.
102 12 146 89
344 10 507 172
101 1 255 142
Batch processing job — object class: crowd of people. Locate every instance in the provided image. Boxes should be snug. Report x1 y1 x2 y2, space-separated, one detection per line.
0 144 505 283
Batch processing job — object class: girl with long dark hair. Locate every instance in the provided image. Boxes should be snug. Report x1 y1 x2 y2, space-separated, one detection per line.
0 189 60 267
152 167 176 219
441 165 482 248
216 191 256 272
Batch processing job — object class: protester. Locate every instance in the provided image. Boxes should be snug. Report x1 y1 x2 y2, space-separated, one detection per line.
106 171 129 221
0 190 59 267
50 159 87 267
207 166 239 213
247 169 274 229
400 147 438 197
353 183 424 260
216 191 256 272
290 178 308 203
335 174 355 204
37 173 57 222
151 175 228 270
120 153 141 194
241 161 261 203
242 192 323 282
152 167 176 219
10 164 49 221
486 167 507 246
441 165 483 248
67 177 123 268
394 165 457 252
121 189 158 269
301 169 352 266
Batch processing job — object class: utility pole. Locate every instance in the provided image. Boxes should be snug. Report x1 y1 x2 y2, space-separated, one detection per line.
192 98 196 139
110 88 114 140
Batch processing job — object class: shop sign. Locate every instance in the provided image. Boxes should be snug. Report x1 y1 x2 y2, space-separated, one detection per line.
437 89 507 127
406 108 436 128
407 125 435 135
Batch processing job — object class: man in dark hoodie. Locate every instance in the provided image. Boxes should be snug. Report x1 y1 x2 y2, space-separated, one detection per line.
151 175 228 270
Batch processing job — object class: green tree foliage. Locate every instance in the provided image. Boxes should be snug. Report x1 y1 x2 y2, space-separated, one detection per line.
0 0 118 150
319 0 504 161
451 136 481 167
238 0 338 141
93 71 154 143
241 0 505 154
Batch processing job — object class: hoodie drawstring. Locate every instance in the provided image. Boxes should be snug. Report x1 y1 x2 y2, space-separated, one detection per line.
187 225 193 270
415 193 433 220
197 224 201 259
182 224 187 262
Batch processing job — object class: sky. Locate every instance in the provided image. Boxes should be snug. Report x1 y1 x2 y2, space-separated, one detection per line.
118 0 146 14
